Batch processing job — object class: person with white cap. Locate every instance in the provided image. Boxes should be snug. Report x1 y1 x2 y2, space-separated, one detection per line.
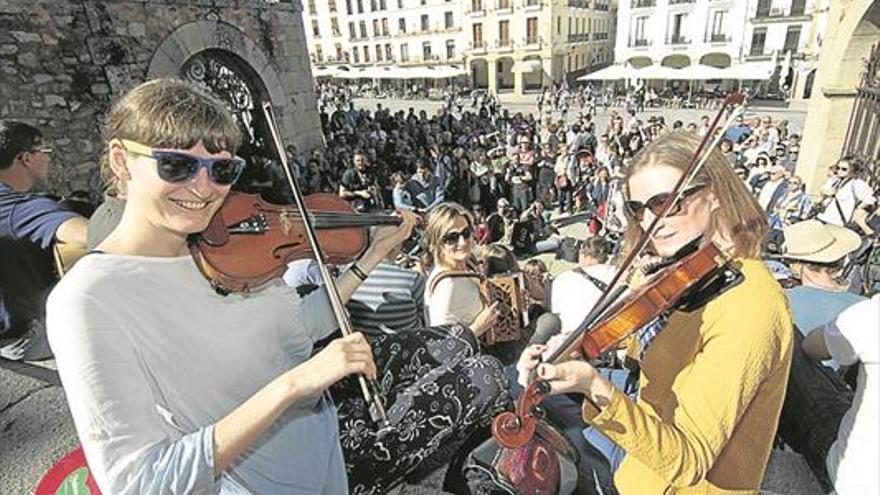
802 294 879 495
780 220 866 341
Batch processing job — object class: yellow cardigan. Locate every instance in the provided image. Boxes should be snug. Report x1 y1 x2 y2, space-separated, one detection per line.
582 258 793 494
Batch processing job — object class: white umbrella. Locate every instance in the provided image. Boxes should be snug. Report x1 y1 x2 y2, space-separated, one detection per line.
636 65 681 80
722 62 775 80
578 64 632 81
675 64 727 80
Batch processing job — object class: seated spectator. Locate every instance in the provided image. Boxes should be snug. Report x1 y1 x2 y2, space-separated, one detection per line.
757 164 789 215
345 244 426 336
471 205 491 245
391 171 416 212
816 157 876 228
550 236 616 336
406 159 444 212
773 175 813 227
1 120 88 361
339 150 381 212
781 220 865 347
423 203 499 338
802 295 879 495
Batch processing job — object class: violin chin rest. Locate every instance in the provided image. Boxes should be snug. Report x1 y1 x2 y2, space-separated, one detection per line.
200 210 230 246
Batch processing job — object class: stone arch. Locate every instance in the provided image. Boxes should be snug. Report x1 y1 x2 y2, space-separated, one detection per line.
521 55 543 92
660 54 691 68
627 56 652 69
798 0 880 192
471 58 489 89
699 52 732 68
496 57 515 92
146 20 298 155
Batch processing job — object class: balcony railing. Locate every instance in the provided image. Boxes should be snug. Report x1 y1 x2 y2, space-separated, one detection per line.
631 0 655 8
667 36 689 45
522 36 544 48
594 32 608 41
494 39 514 51
567 33 590 42
630 38 649 47
707 33 730 43
523 0 543 10
469 40 488 53
568 0 590 8
669 0 695 4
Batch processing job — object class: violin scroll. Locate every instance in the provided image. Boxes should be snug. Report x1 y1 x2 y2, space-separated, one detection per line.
492 380 548 449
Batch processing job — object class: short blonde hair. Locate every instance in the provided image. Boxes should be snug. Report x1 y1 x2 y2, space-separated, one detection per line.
100 78 242 195
622 132 767 259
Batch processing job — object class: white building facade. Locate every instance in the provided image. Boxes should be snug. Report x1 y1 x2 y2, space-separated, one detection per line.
614 0 829 99
301 0 618 96
463 0 617 95
301 0 467 69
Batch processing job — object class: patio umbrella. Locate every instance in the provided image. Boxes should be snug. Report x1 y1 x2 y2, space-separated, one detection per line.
578 64 632 81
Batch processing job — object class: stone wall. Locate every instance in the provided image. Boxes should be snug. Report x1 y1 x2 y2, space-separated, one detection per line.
0 0 320 197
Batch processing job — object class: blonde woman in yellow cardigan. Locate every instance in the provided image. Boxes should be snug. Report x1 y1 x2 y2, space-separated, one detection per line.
518 131 793 494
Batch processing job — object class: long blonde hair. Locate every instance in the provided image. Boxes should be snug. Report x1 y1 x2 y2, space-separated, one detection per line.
99 78 242 196
622 131 767 259
423 202 474 270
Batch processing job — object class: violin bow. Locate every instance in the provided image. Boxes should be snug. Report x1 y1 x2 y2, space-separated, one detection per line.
545 93 747 364
262 102 391 428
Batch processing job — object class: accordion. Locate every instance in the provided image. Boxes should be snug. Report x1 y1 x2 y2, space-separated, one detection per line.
480 273 529 346
428 270 529 346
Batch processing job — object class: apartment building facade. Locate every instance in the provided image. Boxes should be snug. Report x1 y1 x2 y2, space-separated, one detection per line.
463 0 617 94
743 0 830 100
302 0 617 95
615 0 829 100
302 0 466 68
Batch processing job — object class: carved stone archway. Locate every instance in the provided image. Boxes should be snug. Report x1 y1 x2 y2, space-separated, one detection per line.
146 20 303 159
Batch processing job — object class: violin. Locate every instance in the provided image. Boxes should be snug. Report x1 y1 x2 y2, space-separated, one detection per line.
186 101 402 428
190 192 400 294
492 242 736 448
491 93 749 451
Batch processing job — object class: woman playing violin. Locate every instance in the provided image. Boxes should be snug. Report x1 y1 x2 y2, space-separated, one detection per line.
46 79 507 494
518 131 793 494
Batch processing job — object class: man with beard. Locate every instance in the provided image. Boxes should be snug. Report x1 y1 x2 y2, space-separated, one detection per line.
0 121 88 360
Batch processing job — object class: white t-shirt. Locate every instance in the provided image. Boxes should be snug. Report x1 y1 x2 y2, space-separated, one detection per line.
817 178 876 226
47 254 344 495
425 268 483 327
824 294 879 495
551 263 617 334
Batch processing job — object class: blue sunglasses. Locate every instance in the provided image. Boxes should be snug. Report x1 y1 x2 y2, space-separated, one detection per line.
120 139 246 186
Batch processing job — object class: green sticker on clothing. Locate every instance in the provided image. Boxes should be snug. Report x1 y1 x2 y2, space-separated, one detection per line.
55 467 91 495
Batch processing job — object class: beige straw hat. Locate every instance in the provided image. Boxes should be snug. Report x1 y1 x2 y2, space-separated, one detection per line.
781 220 861 264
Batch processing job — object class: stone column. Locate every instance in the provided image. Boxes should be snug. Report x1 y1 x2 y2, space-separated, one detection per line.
797 0 879 193
488 55 498 94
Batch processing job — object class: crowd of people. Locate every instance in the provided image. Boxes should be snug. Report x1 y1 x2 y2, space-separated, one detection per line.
1 77 878 495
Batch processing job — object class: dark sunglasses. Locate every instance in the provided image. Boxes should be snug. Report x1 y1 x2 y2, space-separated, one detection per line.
442 227 473 246
120 139 245 186
624 183 708 221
